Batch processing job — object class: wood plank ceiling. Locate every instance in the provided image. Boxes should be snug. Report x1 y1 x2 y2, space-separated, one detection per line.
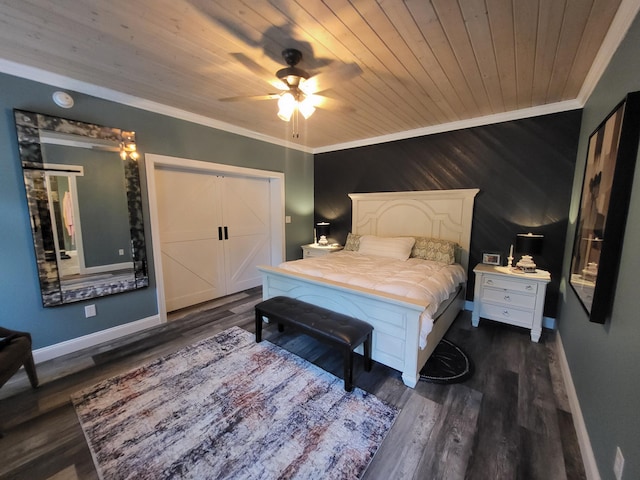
0 0 626 150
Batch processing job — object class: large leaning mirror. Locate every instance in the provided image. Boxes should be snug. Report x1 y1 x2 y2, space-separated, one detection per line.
14 110 148 307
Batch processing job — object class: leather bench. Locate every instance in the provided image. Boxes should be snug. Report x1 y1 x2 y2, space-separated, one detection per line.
255 296 373 392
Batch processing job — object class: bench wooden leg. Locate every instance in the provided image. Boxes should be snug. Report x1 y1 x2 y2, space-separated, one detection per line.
255 309 263 342
363 333 372 372
343 349 354 392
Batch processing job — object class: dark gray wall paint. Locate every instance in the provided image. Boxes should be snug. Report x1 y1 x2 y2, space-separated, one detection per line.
559 13 640 480
314 111 582 318
1 72 313 349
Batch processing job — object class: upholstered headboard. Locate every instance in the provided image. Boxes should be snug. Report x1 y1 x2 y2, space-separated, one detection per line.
348 189 479 272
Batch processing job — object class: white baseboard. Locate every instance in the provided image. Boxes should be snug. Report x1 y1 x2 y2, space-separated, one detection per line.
555 332 601 480
32 315 162 364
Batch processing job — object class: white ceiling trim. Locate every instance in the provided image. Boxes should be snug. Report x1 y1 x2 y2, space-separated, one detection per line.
576 0 640 105
0 58 314 154
313 100 583 154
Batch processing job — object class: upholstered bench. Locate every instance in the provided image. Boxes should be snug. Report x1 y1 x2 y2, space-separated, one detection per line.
254 296 373 392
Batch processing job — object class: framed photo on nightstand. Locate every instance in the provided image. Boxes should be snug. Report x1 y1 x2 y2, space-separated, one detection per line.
482 253 501 265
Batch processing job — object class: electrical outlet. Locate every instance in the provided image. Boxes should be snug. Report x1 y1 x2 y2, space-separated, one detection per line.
614 446 624 480
84 304 96 318
285 216 292 224
118 248 125 255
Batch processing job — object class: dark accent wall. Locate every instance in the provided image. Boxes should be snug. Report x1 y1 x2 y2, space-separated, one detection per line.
315 111 582 318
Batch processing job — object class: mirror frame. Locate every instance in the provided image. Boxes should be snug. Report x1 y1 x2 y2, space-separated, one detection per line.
569 91 640 323
14 109 148 306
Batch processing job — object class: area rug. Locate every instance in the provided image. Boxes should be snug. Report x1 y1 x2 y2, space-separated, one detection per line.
71 326 398 480
419 338 473 384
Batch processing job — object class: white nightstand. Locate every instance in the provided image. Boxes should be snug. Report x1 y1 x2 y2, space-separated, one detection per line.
472 264 551 342
301 243 343 258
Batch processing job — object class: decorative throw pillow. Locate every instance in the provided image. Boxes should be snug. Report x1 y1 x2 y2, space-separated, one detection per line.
410 237 458 264
343 232 361 251
358 235 416 261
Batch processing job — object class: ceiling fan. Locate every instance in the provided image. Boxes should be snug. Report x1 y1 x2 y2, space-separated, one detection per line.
219 48 361 130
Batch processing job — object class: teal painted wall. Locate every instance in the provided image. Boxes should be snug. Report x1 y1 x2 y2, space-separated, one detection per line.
43 144 132 266
0 72 313 349
559 13 640 480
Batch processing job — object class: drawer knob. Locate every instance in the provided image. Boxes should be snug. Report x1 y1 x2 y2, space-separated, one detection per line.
486 279 494 285
526 285 533 290
504 295 510 301
502 310 510 317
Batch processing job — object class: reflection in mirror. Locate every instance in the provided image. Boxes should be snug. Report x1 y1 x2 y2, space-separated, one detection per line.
14 110 148 307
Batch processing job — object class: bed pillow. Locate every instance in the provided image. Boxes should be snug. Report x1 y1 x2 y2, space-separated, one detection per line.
410 237 458 264
343 232 361 251
357 235 416 261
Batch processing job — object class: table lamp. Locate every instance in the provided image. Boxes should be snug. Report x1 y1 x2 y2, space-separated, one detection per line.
316 222 330 246
515 233 544 273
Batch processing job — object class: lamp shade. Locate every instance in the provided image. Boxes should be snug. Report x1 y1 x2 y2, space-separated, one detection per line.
316 222 330 238
277 93 296 121
299 95 316 119
515 233 544 255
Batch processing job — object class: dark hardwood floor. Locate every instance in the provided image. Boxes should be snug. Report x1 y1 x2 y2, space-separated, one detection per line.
0 287 586 480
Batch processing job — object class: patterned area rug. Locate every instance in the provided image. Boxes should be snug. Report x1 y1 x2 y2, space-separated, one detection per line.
71 327 398 480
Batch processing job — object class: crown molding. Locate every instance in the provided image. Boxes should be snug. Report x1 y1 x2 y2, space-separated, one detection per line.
2 0 636 159
0 58 314 154
577 0 640 105
313 100 583 154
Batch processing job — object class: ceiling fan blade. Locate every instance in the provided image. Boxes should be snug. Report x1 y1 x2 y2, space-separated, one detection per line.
230 53 288 90
311 95 356 113
219 93 281 102
301 63 362 95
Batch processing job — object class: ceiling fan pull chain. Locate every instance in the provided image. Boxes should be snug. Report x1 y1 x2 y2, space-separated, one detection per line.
292 108 300 138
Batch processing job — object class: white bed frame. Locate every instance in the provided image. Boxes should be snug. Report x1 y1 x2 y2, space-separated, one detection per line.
258 188 479 387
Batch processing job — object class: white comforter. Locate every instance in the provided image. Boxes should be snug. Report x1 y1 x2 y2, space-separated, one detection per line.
278 251 466 348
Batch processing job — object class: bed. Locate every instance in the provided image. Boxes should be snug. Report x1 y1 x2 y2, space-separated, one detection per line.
258 188 479 387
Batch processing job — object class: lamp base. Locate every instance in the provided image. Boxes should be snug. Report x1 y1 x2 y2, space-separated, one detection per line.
516 255 537 273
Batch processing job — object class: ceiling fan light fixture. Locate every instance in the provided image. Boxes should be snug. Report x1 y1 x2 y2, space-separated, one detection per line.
299 95 316 119
277 92 296 121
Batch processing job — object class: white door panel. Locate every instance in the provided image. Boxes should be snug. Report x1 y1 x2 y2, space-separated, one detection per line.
225 233 271 292
161 246 221 312
156 167 272 311
222 176 271 293
156 167 225 311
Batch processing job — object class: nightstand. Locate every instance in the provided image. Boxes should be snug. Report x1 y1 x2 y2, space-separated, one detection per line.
472 264 551 342
301 243 343 258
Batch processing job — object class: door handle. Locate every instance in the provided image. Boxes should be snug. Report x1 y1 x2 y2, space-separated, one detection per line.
218 226 223 240
224 226 228 240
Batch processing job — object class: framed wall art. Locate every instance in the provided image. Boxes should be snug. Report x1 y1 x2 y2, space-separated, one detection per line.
569 91 640 324
482 253 501 265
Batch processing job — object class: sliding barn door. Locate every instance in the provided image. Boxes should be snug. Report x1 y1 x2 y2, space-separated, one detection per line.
155 167 271 312
221 175 271 293
155 167 226 312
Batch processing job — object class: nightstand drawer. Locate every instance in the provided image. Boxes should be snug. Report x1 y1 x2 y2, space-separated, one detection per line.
301 244 343 259
479 303 534 328
481 287 537 309
482 276 538 294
